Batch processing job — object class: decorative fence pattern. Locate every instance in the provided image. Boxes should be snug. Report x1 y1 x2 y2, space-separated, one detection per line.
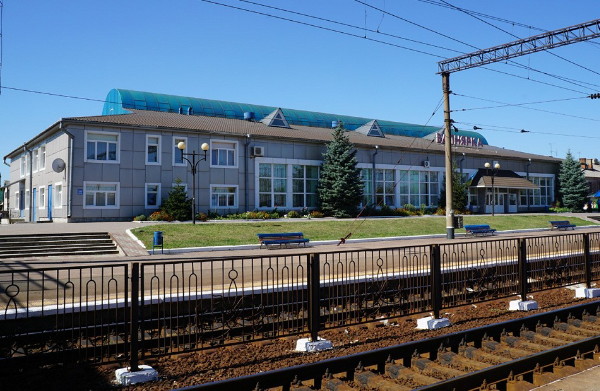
1 232 599 370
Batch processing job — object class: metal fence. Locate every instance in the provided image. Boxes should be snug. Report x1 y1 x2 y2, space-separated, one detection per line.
1 232 600 370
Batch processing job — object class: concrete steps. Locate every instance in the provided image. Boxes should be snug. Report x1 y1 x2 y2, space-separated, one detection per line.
0 232 120 258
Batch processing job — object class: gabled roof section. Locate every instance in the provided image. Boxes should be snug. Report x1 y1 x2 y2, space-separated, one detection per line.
355 120 385 138
260 108 290 128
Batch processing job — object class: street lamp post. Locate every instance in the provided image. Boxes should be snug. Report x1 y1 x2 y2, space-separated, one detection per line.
484 162 500 216
177 141 209 224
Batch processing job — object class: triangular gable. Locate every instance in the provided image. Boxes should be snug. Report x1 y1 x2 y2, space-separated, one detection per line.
260 108 290 128
355 120 385 138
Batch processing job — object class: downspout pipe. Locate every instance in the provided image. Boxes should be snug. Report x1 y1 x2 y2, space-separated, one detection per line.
244 134 251 212
25 144 33 222
371 146 379 206
59 121 75 219
526 158 531 212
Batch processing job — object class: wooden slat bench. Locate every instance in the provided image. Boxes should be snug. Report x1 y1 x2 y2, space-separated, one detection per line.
464 224 496 237
549 220 576 231
257 232 310 249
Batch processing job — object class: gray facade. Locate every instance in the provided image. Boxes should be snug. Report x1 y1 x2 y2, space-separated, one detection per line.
3 110 561 223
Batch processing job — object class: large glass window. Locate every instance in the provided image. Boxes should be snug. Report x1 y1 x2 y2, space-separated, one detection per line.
211 186 238 208
40 146 46 170
211 141 237 167
376 168 396 206
146 135 161 164
32 150 39 172
399 170 439 207
145 183 161 208
259 163 287 208
86 132 119 162
84 182 119 209
360 168 373 206
521 176 553 206
20 154 27 177
292 165 319 208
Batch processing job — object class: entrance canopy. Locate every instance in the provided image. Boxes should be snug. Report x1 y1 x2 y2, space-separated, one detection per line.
471 169 538 189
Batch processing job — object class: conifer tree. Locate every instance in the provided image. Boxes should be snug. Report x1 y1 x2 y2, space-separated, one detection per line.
161 181 192 221
439 163 469 212
558 151 589 211
317 124 363 217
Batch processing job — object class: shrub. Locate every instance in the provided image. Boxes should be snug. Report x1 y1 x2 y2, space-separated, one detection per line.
394 208 410 217
161 183 192 221
197 213 209 222
309 210 324 218
133 214 147 221
148 210 174 222
287 210 301 218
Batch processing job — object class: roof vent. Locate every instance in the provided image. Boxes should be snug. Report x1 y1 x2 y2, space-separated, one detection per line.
355 120 385 138
260 108 290 128
244 112 255 121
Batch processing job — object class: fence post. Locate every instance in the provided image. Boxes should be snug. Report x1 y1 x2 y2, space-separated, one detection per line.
130 262 140 372
584 233 592 289
518 238 528 302
308 253 320 342
430 244 442 320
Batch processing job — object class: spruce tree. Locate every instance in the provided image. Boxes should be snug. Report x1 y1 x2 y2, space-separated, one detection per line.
161 182 192 221
317 124 363 217
558 151 589 211
439 163 469 212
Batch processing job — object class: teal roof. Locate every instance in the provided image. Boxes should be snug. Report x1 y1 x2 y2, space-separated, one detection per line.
102 89 488 144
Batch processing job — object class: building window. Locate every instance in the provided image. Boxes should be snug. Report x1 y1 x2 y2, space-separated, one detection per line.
55 183 63 209
292 165 319 208
259 163 287 208
40 146 46 170
39 186 46 209
25 190 30 209
86 132 119 162
521 176 553 206
210 185 238 208
360 169 373 206
84 182 119 209
376 168 396 207
32 150 39 172
145 183 161 209
210 140 237 168
14 191 20 210
146 135 161 165
173 136 187 166
20 154 27 177
468 188 478 206
398 170 439 207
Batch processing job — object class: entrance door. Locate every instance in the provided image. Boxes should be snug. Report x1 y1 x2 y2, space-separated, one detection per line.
32 188 37 222
47 184 53 221
508 193 517 213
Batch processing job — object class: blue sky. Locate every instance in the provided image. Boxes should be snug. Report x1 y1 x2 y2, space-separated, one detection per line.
1 1 599 181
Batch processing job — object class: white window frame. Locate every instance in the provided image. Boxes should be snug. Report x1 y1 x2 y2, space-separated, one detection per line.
85 131 120 163
255 158 322 210
54 182 63 209
83 181 120 209
145 183 162 209
32 149 39 172
20 154 27 177
173 136 188 167
39 186 46 209
210 140 238 169
40 145 46 170
171 182 188 192
210 185 238 209
14 191 20 210
25 189 30 210
146 135 161 165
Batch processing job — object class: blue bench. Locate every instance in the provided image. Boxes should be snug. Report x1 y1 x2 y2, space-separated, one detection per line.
257 232 310 248
464 224 496 237
549 220 576 231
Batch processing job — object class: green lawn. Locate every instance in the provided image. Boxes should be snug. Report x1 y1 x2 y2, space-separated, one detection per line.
131 215 597 249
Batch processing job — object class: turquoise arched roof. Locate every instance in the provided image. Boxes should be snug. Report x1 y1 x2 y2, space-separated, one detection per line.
102 89 488 144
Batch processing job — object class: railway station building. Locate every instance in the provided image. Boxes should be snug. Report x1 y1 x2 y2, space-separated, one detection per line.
3 89 561 222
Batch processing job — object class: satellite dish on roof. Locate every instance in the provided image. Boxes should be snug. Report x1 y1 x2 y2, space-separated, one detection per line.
52 158 66 173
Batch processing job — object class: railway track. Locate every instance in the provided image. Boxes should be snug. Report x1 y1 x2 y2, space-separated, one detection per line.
182 301 600 391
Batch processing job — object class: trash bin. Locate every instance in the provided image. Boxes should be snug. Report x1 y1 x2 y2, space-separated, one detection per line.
152 231 163 254
453 215 464 229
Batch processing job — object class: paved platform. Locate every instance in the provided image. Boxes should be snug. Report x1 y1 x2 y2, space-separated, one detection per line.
532 364 600 390
1 215 600 266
